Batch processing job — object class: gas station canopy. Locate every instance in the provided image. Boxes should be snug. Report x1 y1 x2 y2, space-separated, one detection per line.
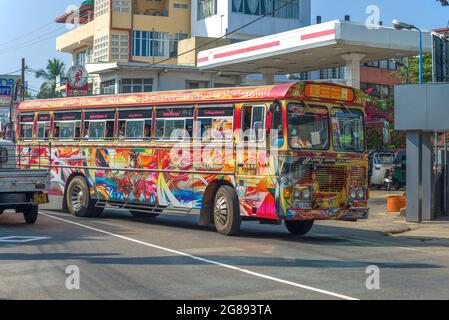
198 20 432 87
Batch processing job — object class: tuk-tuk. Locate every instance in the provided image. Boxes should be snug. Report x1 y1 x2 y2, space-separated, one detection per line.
392 150 406 190
368 151 395 189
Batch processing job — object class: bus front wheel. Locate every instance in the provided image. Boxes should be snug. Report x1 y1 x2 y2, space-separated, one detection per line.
285 220 314 236
66 176 104 218
213 185 241 236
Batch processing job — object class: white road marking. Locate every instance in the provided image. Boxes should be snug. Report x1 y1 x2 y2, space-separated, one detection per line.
40 212 359 300
0 236 51 243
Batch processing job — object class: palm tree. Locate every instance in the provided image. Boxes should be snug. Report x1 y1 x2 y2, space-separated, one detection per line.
35 58 65 98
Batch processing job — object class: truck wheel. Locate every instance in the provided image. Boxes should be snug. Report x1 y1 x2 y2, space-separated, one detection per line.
23 205 38 224
285 220 314 236
213 185 241 236
130 210 160 218
66 176 103 218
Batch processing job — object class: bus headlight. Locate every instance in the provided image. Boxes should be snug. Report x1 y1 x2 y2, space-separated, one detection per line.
302 188 311 200
357 188 365 200
350 189 357 200
293 189 302 199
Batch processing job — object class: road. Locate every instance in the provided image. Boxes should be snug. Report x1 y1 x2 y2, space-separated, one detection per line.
1 193 449 300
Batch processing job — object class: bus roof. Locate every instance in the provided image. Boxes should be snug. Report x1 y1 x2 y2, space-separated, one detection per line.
18 81 364 112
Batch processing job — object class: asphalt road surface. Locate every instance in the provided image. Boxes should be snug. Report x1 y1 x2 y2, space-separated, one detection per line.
1 195 449 300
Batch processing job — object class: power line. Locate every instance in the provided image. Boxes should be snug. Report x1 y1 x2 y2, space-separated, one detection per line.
0 21 55 47
1 69 21 76
0 28 66 55
118 0 298 73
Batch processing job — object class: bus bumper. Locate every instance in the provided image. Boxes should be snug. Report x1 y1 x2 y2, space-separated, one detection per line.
285 207 369 221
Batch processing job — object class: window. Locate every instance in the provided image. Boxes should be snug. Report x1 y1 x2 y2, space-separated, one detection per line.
95 0 110 17
331 108 365 152
241 105 266 142
169 33 188 57
232 0 299 19
94 35 109 62
133 31 169 58
36 114 51 141
53 112 82 141
118 109 152 140
155 107 194 141
100 80 116 95
174 3 189 9
195 105 234 142
19 114 34 141
83 111 116 140
75 51 86 66
112 0 130 12
111 33 129 60
198 0 217 20
287 104 329 150
269 101 284 147
121 78 153 93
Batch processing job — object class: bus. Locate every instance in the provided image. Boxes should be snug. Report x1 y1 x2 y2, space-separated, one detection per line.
16 81 369 236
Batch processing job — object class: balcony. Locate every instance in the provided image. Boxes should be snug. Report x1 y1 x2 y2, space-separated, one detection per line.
56 21 94 53
133 0 169 17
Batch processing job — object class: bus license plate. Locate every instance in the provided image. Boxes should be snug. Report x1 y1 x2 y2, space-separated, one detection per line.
33 193 48 204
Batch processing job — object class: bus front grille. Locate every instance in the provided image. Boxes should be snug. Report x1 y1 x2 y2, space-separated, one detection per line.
315 166 347 193
291 163 313 185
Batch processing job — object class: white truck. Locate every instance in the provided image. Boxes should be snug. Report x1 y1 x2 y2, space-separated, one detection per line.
0 140 50 224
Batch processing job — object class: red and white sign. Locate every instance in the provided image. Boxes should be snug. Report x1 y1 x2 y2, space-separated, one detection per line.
66 65 88 97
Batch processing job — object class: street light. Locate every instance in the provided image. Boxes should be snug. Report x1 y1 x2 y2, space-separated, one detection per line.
392 19 423 83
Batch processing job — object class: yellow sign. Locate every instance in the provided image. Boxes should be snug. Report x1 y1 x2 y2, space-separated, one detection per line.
305 84 354 102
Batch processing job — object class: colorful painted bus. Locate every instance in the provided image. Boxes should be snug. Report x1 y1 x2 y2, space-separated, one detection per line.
16 81 369 236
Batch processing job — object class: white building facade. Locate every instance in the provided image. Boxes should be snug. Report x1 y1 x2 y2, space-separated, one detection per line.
192 0 311 39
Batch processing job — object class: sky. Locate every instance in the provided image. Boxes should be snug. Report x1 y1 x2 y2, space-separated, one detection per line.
0 0 448 92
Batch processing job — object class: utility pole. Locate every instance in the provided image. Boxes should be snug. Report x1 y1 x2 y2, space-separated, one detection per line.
20 58 26 101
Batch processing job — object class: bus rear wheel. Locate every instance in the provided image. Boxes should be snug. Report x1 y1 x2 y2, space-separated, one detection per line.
66 176 104 218
285 220 314 236
213 185 241 236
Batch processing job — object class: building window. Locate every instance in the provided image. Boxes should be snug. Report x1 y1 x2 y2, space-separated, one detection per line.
75 51 86 66
174 3 189 9
121 79 153 93
94 35 109 62
319 67 344 80
133 31 169 57
95 0 110 17
197 0 217 20
232 0 299 19
87 48 93 64
112 0 130 12
361 83 393 97
111 33 129 60
169 33 188 57
100 80 116 95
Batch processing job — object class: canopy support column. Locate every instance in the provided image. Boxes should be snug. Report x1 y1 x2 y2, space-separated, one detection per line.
340 53 365 89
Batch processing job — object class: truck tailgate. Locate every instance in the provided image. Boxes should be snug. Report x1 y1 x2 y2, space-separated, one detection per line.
0 169 50 193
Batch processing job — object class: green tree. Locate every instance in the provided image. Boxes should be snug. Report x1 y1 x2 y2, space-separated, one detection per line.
395 54 433 83
35 58 65 98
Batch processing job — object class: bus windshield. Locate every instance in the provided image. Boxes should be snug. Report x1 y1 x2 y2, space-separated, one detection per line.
331 108 365 152
288 104 329 150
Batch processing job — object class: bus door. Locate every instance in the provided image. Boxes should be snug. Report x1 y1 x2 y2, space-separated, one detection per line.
236 104 268 218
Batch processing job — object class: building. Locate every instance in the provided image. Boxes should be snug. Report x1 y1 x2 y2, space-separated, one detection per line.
55 0 312 94
0 75 20 136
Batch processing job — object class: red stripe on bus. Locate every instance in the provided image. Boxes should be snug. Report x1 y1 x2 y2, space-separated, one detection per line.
213 41 280 59
301 29 336 41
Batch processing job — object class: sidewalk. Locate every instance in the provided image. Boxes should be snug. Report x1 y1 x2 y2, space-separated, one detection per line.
317 190 449 240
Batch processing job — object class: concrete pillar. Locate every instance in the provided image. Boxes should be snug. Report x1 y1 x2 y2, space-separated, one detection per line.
406 131 422 222
422 132 434 220
340 53 365 89
258 67 278 85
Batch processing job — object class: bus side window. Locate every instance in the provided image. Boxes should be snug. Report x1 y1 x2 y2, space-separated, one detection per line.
241 105 266 142
196 105 234 142
270 102 284 147
117 109 153 140
19 114 34 141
